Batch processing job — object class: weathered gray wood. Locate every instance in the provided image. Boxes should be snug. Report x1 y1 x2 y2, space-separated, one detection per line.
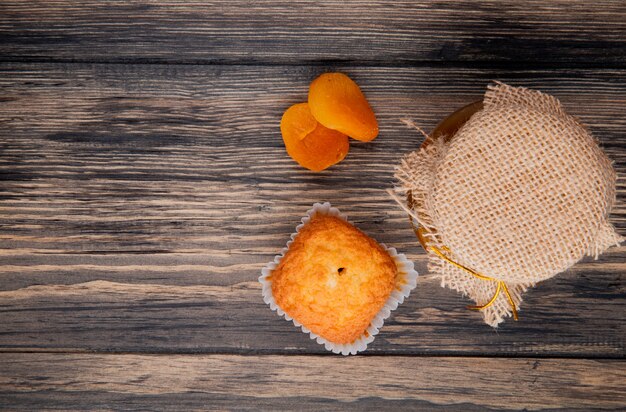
2 2 625 410
0 271 623 355
1 1 625 65
0 63 624 355
0 354 624 411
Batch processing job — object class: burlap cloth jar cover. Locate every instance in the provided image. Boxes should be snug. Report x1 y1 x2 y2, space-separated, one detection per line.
395 82 622 327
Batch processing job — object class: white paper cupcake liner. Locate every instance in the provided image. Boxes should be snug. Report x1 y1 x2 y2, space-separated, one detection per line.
259 202 419 355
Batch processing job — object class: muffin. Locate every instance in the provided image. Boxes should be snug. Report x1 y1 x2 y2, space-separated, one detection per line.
260 202 418 355
271 214 396 344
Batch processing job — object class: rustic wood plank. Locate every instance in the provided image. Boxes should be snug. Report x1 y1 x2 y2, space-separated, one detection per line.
1 1 626 65
0 272 623 356
0 63 624 355
0 354 624 411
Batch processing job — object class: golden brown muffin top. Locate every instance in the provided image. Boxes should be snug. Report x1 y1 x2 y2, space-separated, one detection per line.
271 214 397 344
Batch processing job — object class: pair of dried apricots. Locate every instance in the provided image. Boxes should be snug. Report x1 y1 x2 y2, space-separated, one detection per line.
280 73 378 172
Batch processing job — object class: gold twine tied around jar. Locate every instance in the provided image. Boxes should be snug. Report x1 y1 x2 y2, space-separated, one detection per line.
388 188 519 320
414 226 518 321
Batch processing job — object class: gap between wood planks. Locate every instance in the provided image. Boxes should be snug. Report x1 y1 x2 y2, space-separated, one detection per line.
3 57 626 70
0 349 624 360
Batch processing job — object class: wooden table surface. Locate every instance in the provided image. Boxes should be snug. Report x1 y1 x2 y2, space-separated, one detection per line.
1 1 625 410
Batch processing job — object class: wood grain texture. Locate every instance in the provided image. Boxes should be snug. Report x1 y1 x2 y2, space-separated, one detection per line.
0 63 624 356
0 273 623 356
1 1 626 65
2 2 625 410
1 354 625 411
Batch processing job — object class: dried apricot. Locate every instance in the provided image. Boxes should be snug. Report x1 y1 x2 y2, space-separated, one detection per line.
308 73 378 142
280 103 349 172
